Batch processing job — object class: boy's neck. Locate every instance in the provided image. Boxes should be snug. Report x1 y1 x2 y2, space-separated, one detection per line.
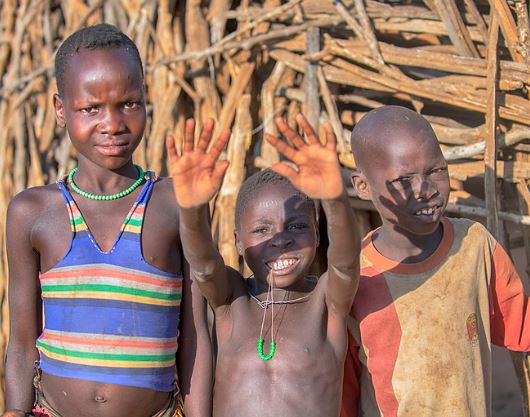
372 221 444 264
249 275 316 298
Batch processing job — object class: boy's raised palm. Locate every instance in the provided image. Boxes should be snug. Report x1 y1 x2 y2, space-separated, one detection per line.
167 119 230 208
266 114 343 199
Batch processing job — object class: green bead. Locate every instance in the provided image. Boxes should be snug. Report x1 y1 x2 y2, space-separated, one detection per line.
257 338 276 361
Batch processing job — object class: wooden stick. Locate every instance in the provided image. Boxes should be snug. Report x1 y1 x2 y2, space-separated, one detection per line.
432 0 480 57
484 12 500 236
216 94 252 269
304 28 320 130
488 0 525 63
261 61 285 164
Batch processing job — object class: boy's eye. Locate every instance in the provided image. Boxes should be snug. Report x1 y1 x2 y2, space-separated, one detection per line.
288 223 308 231
124 101 139 110
80 106 98 115
429 167 447 175
251 227 269 234
393 176 411 184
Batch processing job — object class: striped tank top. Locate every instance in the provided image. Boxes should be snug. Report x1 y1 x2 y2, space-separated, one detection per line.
36 172 183 392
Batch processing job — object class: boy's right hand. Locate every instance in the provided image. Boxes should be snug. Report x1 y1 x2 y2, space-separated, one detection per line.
166 118 230 208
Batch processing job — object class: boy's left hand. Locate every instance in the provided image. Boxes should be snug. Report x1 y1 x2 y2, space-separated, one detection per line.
166 118 230 208
265 114 343 199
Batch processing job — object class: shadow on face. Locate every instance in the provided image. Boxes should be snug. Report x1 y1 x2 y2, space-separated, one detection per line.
236 184 318 291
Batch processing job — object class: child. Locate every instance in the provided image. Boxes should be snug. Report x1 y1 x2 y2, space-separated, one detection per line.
341 105 530 417
3 24 211 417
166 114 361 417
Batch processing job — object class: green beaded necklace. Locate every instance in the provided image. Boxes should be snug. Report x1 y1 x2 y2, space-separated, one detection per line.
67 165 145 201
257 272 277 361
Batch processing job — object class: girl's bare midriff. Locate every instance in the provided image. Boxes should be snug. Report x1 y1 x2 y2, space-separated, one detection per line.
41 371 172 417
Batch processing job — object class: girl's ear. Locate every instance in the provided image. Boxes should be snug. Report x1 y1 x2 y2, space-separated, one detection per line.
351 171 371 201
53 94 66 128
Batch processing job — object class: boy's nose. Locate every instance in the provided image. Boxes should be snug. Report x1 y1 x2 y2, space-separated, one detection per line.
98 108 125 134
269 232 294 249
412 177 438 201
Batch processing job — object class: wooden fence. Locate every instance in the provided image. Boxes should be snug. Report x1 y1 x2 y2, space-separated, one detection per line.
1 0 529 412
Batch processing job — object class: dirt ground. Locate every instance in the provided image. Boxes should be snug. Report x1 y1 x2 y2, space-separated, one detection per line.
492 246 528 417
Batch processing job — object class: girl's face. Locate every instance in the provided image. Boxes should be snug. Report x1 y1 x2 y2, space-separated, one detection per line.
54 48 146 171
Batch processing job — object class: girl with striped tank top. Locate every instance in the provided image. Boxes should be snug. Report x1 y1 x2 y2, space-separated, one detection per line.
4 24 211 417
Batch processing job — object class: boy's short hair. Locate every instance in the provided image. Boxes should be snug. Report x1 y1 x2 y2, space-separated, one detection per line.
55 23 143 97
235 169 316 231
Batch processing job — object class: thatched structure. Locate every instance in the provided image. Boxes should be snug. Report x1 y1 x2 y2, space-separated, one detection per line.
1 0 530 412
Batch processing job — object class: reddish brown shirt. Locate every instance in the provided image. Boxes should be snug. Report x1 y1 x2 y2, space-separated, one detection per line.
342 217 530 417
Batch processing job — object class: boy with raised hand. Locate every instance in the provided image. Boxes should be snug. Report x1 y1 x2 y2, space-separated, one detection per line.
341 105 530 417
3 24 211 417
167 114 360 417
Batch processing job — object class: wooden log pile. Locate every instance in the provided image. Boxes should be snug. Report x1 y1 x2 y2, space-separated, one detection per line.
1 0 530 412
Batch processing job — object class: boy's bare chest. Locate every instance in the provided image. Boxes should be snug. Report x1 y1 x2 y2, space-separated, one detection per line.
217 297 333 367
214 300 341 417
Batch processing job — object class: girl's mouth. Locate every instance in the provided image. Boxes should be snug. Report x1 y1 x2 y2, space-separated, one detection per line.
95 143 129 156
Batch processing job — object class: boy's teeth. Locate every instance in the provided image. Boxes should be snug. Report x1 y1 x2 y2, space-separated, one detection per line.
415 207 435 216
270 258 296 271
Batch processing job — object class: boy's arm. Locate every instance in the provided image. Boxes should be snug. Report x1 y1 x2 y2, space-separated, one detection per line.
166 118 233 309
489 242 530 351
178 260 212 417
266 115 360 317
4 193 42 415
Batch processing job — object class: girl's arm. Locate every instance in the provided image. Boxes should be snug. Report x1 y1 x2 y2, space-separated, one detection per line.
4 192 43 415
178 260 213 417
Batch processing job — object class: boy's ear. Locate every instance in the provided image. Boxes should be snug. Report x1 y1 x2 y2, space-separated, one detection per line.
53 94 66 128
351 171 371 201
234 230 243 255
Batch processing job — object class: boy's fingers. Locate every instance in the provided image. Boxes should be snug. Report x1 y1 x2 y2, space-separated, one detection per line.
183 119 195 153
265 134 297 161
166 135 179 164
270 162 299 185
296 114 319 145
197 118 215 152
274 117 306 149
209 129 231 161
212 160 230 185
323 122 337 150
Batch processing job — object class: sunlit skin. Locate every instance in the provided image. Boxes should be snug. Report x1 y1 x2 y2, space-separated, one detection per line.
167 114 360 417
351 106 450 263
4 48 211 417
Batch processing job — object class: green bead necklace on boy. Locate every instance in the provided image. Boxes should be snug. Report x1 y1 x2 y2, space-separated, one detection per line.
67 164 144 200
252 271 313 361
256 272 277 361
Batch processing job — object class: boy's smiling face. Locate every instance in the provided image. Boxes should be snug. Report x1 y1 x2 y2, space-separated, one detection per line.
237 183 318 289
54 48 146 170
353 112 450 238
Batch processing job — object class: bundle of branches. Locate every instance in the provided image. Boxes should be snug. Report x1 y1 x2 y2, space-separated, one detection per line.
1 0 530 411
